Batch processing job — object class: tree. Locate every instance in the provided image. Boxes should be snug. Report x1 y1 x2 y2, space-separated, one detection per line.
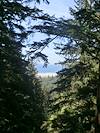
32 0 100 132
0 0 47 132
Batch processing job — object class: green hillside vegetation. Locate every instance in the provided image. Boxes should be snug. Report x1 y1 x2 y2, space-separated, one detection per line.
40 76 57 92
38 76 57 116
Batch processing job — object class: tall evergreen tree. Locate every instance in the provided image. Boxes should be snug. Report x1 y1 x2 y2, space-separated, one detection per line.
33 0 100 132
0 0 47 132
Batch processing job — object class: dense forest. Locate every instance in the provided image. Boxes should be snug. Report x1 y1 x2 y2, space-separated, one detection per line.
0 0 100 133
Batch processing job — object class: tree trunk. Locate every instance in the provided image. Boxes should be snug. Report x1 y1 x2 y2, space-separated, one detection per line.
95 60 100 133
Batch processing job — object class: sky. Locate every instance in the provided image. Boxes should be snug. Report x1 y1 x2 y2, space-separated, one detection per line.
36 0 75 18
29 0 75 72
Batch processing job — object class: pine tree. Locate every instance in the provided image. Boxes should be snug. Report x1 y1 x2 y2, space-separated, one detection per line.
32 0 100 132
0 0 47 132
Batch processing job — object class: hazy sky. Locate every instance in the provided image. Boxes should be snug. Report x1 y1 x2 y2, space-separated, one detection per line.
22 0 75 72
32 0 75 65
37 0 75 18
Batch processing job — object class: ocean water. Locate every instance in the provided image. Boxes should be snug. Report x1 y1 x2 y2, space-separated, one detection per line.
36 64 62 73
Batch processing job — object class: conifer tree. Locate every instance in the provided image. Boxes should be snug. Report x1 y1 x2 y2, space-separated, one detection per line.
0 0 47 132
33 0 100 132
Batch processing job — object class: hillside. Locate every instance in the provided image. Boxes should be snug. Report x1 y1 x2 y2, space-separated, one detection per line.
39 76 57 92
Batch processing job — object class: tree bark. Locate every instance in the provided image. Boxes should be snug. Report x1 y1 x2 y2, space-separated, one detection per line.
95 60 100 133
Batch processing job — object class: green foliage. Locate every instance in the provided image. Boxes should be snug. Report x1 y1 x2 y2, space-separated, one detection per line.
42 62 96 132
34 0 100 132
1 0 100 132
0 0 46 133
